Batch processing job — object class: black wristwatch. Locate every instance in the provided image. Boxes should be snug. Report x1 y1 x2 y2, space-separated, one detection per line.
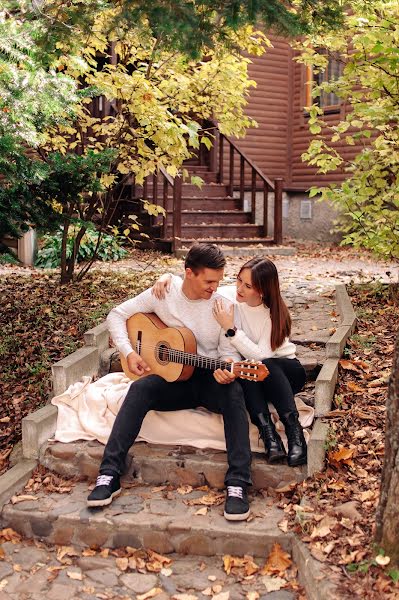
225 327 237 338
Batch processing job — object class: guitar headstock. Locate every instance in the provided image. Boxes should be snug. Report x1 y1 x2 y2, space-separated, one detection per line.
233 361 269 381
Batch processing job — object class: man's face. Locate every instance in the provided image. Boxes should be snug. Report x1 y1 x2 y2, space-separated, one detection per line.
185 267 224 300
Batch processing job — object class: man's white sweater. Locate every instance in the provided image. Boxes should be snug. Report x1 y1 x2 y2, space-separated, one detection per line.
107 275 241 363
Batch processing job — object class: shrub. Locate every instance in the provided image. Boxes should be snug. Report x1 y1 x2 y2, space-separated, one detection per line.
36 227 127 269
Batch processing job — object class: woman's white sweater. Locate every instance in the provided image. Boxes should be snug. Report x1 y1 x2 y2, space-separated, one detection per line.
217 285 297 361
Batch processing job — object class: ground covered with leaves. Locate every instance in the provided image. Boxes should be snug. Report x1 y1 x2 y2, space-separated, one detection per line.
0 268 164 474
276 283 399 599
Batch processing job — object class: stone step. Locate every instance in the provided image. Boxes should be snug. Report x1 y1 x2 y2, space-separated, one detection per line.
1 479 291 556
39 441 308 491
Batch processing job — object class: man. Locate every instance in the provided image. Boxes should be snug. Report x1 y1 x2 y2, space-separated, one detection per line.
87 243 252 520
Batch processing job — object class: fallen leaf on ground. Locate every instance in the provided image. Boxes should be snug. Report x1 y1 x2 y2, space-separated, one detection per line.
67 571 83 580
375 555 390 566
160 567 173 577
0 528 21 543
115 557 129 571
56 545 80 563
195 507 208 516
278 519 289 533
184 492 224 507
260 544 292 575
328 446 355 466
261 575 287 592
201 589 212 597
176 485 193 495
137 588 163 600
212 584 222 593
11 495 38 504
213 592 229 600
223 555 259 576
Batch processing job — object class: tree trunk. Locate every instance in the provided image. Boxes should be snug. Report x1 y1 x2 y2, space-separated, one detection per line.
375 332 399 565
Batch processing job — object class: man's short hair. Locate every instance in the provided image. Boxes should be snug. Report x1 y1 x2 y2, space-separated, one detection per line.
184 243 226 273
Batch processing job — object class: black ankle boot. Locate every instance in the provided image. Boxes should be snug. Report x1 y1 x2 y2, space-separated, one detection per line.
255 412 287 463
281 412 307 467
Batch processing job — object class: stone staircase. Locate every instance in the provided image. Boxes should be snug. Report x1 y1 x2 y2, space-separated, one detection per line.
0 284 348 599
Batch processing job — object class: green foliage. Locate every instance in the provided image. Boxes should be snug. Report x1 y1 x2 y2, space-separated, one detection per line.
297 1 399 261
24 0 344 60
36 227 127 268
0 13 77 148
0 251 19 265
0 150 114 240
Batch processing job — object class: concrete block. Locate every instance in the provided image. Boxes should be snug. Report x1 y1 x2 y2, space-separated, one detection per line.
307 418 329 476
22 404 58 459
84 322 109 353
52 346 99 396
325 324 353 358
314 358 339 416
291 537 338 600
335 284 357 331
0 460 37 509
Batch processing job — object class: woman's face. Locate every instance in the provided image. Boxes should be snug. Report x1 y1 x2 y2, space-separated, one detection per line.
236 268 263 307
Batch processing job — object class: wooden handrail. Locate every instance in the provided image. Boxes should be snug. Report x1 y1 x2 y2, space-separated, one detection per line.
220 133 275 191
216 130 281 240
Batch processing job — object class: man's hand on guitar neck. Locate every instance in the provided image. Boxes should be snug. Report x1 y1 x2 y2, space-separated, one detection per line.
126 351 150 376
213 359 237 385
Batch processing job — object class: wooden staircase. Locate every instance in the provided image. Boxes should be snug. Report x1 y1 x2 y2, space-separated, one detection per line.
115 128 284 253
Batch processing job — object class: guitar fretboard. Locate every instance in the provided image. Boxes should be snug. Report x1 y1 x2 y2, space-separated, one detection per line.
137 341 232 372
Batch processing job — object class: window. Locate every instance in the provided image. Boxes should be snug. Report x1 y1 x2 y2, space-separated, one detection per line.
305 54 343 112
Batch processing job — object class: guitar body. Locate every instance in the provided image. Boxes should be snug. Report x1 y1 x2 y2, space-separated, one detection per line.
120 313 197 382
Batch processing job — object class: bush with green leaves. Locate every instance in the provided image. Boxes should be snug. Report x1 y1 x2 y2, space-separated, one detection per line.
36 227 127 269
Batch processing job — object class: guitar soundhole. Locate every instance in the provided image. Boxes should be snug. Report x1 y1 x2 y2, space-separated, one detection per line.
156 342 171 365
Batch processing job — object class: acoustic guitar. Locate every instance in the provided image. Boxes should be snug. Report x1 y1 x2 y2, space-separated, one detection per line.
120 312 269 383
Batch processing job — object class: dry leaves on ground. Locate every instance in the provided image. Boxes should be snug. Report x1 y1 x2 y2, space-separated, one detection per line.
278 284 399 599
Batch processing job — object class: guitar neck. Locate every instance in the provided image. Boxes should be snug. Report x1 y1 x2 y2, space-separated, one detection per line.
152 344 232 372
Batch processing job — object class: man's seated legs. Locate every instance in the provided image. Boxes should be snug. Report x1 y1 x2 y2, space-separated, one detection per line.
87 374 193 507
198 371 252 521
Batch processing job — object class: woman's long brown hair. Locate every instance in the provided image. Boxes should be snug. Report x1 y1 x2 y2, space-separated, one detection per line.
239 257 291 351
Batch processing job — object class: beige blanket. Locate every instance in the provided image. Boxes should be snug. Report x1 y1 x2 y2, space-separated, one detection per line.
51 373 314 452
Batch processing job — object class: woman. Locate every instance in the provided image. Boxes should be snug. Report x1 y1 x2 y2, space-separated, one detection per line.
152 257 307 467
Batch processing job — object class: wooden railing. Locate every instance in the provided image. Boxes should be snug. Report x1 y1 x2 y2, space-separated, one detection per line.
135 125 283 249
216 130 283 245
138 168 183 252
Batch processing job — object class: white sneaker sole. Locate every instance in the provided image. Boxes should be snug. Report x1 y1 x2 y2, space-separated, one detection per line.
224 509 250 521
87 487 121 508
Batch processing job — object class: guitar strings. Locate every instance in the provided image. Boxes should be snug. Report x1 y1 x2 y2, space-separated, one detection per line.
125 341 261 371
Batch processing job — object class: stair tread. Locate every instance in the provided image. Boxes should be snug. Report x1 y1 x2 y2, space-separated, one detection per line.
2 479 289 554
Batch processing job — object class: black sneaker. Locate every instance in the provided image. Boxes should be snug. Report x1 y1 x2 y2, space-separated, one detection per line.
87 473 121 507
224 485 250 521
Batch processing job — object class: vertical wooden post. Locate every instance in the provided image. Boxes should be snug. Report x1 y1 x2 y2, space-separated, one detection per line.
143 177 148 201
210 127 218 174
239 156 245 208
173 176 182 253
228 145 234 197
274 177 283 245
263 182 269 238
151 173 158 228
251 170 256 224
161 177 168 239
218 135 224 183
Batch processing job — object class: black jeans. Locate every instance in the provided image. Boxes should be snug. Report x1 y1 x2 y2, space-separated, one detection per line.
240 358 306 423
99 368 252 486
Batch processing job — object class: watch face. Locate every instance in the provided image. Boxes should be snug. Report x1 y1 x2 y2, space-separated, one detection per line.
227 328 236 337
